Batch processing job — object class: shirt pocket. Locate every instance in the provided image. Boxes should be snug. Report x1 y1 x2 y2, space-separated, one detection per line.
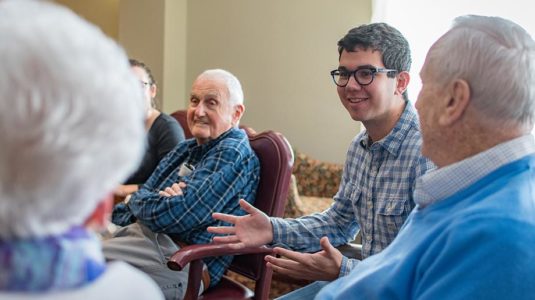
376 197 409 237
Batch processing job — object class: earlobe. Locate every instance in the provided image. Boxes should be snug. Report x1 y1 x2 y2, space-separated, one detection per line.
233 104 245 124
438 79 470 126
150 84 157 99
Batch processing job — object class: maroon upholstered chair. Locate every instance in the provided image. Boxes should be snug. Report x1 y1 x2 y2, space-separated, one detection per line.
170 110 193 139
167 130 294 300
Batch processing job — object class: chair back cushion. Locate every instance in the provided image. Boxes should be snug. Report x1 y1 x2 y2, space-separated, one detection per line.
170 110 192 139
229 131 293 280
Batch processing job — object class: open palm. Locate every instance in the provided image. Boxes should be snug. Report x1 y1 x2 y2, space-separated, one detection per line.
208 199 274 249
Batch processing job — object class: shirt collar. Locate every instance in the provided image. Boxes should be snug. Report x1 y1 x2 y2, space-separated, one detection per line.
414 134 535 208
186 127 241 163
358 101 419 157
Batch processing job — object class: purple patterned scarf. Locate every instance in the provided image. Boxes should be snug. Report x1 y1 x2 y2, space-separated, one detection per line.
0 226 106 292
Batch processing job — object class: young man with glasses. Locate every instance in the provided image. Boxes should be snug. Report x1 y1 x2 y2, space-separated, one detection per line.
209 23 434 299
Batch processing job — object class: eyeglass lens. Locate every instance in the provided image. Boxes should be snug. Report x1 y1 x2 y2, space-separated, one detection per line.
333 69 376 87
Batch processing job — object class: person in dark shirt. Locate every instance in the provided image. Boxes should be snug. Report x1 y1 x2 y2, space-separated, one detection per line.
114 59 185 198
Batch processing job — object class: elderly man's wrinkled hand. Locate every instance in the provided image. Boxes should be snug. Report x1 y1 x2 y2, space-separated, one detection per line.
158 182 187 197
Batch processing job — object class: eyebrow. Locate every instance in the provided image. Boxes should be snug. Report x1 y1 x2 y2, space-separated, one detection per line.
189 92 221 101
203 92 220 99
338 64 377 71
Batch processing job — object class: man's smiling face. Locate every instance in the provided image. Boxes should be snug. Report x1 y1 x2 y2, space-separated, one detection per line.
337 48 398 125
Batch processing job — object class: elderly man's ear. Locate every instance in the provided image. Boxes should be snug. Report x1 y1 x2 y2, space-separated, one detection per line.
439 79 471 126
232 104 245 126
84 194 113 230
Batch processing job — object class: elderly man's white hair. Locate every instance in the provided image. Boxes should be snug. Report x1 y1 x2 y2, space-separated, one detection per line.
428 15 535 131
0 0 145 238
197 69 245 107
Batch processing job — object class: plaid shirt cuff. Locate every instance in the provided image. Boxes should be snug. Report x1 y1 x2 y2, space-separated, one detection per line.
339 256 360 277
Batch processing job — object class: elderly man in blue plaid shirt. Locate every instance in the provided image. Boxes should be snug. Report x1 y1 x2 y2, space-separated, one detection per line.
209 23 434 299
103 69 260 300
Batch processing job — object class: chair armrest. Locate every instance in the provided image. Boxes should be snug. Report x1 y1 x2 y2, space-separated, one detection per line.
337 243 363 260
167 243 274 271
167 244 273 300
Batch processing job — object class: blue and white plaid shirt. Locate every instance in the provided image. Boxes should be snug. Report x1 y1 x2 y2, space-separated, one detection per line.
271 103 434 276
112 127 260 286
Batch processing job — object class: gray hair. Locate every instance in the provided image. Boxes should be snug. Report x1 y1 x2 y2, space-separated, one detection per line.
0 0 145 238
429 15 535 129
197 69 244 107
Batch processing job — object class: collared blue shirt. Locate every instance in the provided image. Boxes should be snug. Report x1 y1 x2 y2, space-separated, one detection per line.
112 127 260 286
271 102 434 276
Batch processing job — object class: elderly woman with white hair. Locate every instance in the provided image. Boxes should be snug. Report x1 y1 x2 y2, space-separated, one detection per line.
0 1 163 298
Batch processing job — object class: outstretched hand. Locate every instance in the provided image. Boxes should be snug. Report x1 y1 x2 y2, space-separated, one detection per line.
265 236 343 281
208 199 274 249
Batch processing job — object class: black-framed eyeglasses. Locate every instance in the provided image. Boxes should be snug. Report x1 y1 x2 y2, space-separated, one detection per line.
330 67 398 87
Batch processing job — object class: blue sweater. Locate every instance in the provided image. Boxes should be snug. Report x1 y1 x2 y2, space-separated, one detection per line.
317 155 535 300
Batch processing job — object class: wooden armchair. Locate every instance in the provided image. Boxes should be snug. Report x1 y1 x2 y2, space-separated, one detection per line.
167 130 294 300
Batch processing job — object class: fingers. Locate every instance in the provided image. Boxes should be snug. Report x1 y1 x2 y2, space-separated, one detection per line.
212 212 238 224
238 199 260 215
320 236 335 253
212 199 261 223
170 183 183 195
272 247 307 263
159 190 171 197
158 187 175 196
265 256 302 278
265 254 300 268
158 181 186 197
207 225 236 235
165 187 176 195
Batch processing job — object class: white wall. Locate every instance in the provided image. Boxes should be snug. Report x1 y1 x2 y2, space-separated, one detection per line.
162 1 188 113
118 0 166 109
54 0 120 39
55 0 372 164
186 0 371 163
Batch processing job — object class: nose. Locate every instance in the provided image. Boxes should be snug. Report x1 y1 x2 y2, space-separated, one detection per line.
345 74 362 90
194 102 206 116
